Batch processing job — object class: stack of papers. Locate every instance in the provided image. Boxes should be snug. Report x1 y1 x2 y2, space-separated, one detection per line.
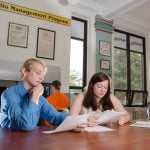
42 114 89 134
42 110 124 134
98 110 125 124
130 121 150 128
84 126 114 132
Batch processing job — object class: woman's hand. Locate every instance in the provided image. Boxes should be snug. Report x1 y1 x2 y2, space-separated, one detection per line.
118 117 125 125
73 117 100 132
73 121 88 132
87 117 100 127
118 111 131 125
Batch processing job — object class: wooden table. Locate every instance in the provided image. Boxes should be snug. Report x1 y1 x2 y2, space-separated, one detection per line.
0 124 150 150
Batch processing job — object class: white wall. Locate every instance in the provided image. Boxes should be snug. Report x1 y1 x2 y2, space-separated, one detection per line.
0 0 71 92
0 0 97 92
1 1 149 96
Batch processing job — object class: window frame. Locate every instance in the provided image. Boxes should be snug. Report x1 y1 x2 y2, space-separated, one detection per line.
114 29 147 107
69 17 87 92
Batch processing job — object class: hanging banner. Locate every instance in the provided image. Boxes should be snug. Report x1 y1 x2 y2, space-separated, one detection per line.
0 1 71 26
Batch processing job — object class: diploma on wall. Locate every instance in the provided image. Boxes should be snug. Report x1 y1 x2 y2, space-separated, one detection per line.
42 114 89 134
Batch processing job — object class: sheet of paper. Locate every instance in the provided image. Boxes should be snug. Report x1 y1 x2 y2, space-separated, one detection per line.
99 110 125 124
84 125 114 132
130 121 150 128
42 114 89 134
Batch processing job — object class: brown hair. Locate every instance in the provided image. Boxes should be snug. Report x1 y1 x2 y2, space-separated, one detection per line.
82 72 113 111
51 80 62 90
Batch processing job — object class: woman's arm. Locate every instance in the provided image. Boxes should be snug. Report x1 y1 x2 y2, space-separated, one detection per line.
110 94 131 125
69 92 84 115
70 92 101 128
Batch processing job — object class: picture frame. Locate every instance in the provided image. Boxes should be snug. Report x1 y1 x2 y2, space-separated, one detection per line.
36 28 56 60
99 40 111 56
7 22 29 48
100 60 110 70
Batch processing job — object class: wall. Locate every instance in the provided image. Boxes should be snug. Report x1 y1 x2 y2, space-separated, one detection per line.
1 1 150 96
0 0 98 92
95 15 114 76
70 6 150 99
0 0 71 92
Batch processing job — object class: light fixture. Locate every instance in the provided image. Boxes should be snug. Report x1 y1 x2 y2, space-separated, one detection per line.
68 0 81 5
58 0 69 6
58 0 81 6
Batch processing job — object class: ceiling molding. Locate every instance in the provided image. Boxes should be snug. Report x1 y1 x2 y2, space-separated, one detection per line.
119 14 150 29
68 0 150 35
105 0 148 19
114 18 150 36
69 0 103 14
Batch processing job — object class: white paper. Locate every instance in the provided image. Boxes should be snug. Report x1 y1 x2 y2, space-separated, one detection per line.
99 110 125 124
130 121 150 128
84 125 114 132
42 114 89 134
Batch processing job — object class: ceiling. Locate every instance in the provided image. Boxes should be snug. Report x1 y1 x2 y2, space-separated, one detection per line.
66 0 150 35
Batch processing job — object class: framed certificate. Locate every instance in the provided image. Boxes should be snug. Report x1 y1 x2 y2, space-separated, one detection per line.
7 22 29 48
99 40 111 56
36 28 56 60
100 60 110 70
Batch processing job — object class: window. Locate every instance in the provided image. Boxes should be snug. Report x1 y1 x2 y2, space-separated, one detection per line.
69 17 87 93
114 29 147 106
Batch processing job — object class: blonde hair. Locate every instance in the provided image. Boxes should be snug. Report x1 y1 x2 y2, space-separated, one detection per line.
20 58 47 80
